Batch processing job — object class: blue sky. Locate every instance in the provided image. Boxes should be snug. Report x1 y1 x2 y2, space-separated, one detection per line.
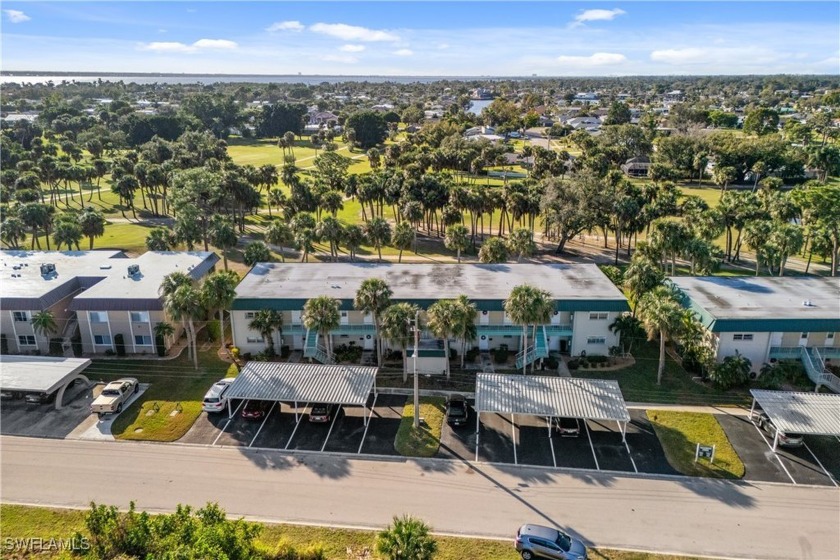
2 2 838 75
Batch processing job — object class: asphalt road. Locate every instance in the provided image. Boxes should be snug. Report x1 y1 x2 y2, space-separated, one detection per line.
2 436 838 559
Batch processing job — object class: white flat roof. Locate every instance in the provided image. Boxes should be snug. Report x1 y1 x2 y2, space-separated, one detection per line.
227 362 378 406
750 390 840 437
475 373 630 422
236 263 626 303
0 356 92 393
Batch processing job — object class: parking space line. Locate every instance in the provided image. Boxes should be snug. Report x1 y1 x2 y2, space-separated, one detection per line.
510 414 518 465
248 402 276 448
213 400 244 446
545 417 557 468
622 434 638 473
750 420 796 484
584 421 600 471
321 406 341 452
284 402 308 450
358 393 378 454
804 443 838 488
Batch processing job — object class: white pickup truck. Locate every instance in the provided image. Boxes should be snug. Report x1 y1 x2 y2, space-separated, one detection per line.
91 378 139 415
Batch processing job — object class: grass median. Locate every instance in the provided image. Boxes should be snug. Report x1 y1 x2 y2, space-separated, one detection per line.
646 410 745 479
0 504 701 560
394 396 445 457
85 346 228 442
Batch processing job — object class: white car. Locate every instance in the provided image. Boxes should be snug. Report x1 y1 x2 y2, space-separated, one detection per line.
202 378 235 413
90 378 139 415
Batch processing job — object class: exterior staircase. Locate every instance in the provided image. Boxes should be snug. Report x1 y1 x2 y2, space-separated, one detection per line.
61 319 78 357
303 328 334 364
801 346 840 393
515 326 550 370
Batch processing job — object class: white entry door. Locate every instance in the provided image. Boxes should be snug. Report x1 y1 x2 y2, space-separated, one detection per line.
479 334 489 350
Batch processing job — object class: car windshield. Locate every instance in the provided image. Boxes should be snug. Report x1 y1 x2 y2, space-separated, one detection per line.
312 406 328 413
555 532 572 552
204 398 219 403
448 406 465 416
101 389 120 396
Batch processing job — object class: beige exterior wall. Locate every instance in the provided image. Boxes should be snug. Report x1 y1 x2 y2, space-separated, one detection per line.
0 293 76 354
77 309 171 355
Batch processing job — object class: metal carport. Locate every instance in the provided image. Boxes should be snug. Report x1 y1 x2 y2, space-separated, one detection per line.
475 373 631 461
226 362 379 424
0 356 92 410
749 389 840 451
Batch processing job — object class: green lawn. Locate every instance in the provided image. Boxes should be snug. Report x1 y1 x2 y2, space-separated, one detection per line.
575 341 751 406
85 346 229 441
394 396 445 457
0 504 699 560
646 410 745 479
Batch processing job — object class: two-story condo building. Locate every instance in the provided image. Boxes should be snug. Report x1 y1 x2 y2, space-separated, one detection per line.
669 276 840 392
231 263 629 368
1 250 218 356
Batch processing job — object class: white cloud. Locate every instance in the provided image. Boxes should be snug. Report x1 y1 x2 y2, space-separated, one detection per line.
437 43 450 50
394 49 414 57
650 46 778 65
321 53 358 64
192 39 238 49
339 44 365 52
139 38 238 54
4 9 31 23
266 20 304 32
573 8 626 25
556 52 627 66
310 22 399 42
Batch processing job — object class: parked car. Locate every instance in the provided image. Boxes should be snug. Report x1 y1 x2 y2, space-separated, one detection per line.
446 395 469 426
552 417 581 438
0 390 22 400
309 403 337 423
90 378 138 415
202 378 235 413
241 400 270 420
515 524 587 560
25 392 54 405
756 412 804 448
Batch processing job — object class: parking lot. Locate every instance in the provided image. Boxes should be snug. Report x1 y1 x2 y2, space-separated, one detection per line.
717 413 839 487
180 394 405 456
0 380 95 438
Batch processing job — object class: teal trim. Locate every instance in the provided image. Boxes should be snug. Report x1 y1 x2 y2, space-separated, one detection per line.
233 297 628 313
711 318 840 333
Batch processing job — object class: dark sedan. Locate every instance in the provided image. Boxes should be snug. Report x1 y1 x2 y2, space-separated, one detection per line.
241 400 270 419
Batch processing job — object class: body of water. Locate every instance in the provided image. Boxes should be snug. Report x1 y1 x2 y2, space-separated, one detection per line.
468 99 493 115
1 74 509 86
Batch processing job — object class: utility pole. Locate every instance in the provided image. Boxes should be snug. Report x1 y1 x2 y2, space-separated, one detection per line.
410 310 420 429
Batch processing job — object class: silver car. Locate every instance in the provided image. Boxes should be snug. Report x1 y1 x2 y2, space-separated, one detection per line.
515 524 587 560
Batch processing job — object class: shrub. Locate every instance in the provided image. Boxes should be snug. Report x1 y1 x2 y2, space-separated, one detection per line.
448 346 458 360
280 345 291 359
334 343 363 363
376 515 437 560
49 337 64 356
465 347 480 363
226 363 240 378
230 347 241 359
568 359 580 370
587 354 609 364
709 353 751 390
756 363 785 390
204 320 220 342
104 349 116 357
544 355 559 369
493 347 508 364
154 334 166 357
114 333 126 357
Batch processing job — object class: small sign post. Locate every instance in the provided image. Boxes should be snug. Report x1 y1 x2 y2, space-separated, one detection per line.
695 443 716 465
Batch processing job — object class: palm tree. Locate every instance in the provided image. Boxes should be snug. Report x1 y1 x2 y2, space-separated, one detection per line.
354 278 393 367
504 284 553 374
623 254 665 314
444 224 469 263
425 300 457 379
164 284 203 369
478 237 509 263
302 296 341 361
78 207 106 250
317 217 344 262
201 271 239 351
31 310 58 348
637 286 683 385
381 302 419 382
1 216 27 249
392 221 414 263
507 228 536 262
153 321 175 354
159 272 193 299
609 314 644 356
452 295 478 370
265 219 293 262
146 227 175 251
52 218 82 251
248 309 283 355
376 515 437 560
210 217 238 270
344 224 366 261
365 217 392 262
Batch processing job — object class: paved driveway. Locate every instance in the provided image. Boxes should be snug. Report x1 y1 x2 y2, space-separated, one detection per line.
0 381 94 439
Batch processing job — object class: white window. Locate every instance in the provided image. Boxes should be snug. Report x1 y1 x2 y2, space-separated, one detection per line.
130 311 150 323
244 312 255 319
94 335 112 345
733 334 753 341
89 311 107 324
828 333 835 340
18 335 36 346
134 335 153 346
246 336 264 343
589 312 608 320
801 332 809 339
13 311 29 322
587 336 606 344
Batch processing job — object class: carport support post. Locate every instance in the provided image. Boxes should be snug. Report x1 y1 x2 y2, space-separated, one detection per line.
294 400 299 423
618 421 626 443
749 398 756 421
475 410 481 462
772 429 780 452
227 396 233 418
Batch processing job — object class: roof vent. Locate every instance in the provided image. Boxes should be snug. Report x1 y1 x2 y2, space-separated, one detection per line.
802 300 813 307
99 264 112 270
127 264 140 277
40 263 56 277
